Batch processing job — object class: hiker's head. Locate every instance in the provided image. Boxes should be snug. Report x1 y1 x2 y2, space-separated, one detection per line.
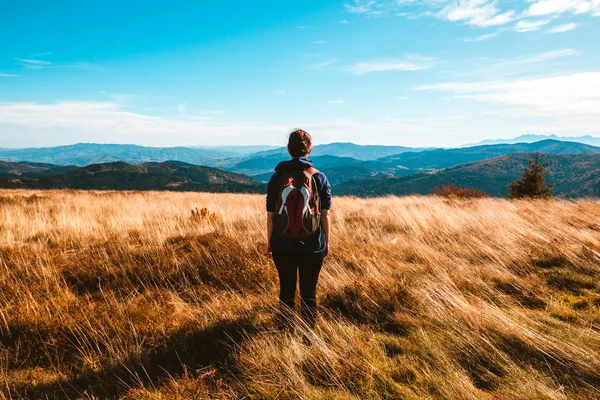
287 129 312 158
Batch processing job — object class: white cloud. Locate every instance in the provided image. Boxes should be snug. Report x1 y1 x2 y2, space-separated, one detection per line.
527 0 600 16
0 101 286 147
328 100 346 104
414 72 600 116
464 31 501 41
437 0 515 27
339 19 350 23
348 56 435 74
16 58 52 69
17 58 51 65
178 103 186 114
344 0 382 15
312 40 327 44
0 73 19 77
515 19 551 32
547 22 580 32
504 49 578 65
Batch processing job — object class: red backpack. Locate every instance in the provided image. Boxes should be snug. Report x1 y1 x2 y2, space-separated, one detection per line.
273 167 321 239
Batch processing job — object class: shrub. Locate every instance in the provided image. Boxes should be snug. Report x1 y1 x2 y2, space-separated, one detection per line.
435 184 489 199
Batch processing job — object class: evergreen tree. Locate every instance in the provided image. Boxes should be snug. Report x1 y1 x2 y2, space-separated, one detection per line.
508 153 554 199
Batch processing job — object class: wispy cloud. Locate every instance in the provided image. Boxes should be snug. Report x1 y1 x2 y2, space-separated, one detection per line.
17 58 52 68
526 0 600 17
344 0 383 16
348 56 435 75
328 100 345 104
505 49 579 66
345 0 591 31
312 40 327 44
15 57 101 71
0 73 20 77
0 101 282 147
463 31 501 41
437 0 515 27
339 19 350 24
547 22 580 32
414 72 600 116
515 19 551 32
178 103 186 114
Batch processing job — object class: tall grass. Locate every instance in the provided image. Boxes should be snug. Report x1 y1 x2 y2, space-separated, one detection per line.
0 189 599 399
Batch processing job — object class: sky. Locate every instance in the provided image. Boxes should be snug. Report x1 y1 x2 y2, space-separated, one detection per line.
1 0 599 148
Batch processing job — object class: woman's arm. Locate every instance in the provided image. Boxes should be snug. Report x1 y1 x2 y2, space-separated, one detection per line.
266 211 274 254
321 209 330 256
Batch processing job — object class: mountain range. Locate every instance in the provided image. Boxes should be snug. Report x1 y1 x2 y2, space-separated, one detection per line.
462 134 600 147
1 138 600 198
0 161 264 193
334 153 600 198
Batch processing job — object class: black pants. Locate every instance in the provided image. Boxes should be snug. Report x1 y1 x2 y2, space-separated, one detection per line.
272 251 324 328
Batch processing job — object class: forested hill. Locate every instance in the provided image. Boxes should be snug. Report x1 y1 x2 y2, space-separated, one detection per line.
0 161 265 193
334 153 600 198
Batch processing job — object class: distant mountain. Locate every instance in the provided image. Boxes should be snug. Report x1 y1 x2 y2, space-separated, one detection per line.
0 161 264 193
221 143 427 177
377 140 600 171
244 142 426 161
0 143 231 166
335 153 600 198
0 161 59 176
231 154 377 176
248 139 600 185
250 155 404 185
190 145 280 156
462 134 600 147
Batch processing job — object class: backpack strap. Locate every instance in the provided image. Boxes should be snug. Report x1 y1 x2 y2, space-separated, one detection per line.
303 168 321 214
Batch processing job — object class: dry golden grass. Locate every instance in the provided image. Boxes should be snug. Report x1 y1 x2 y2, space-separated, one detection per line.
1 189 600 399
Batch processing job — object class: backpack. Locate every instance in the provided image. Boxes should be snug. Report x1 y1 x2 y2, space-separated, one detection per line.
273 167 321 240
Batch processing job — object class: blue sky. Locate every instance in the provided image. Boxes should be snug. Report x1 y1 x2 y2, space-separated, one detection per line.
1 0 599 148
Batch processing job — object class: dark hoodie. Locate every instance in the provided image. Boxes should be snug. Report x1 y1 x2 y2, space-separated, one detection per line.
266 157 332 254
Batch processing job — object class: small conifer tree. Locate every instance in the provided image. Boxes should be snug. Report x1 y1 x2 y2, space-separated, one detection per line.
508 153 554 199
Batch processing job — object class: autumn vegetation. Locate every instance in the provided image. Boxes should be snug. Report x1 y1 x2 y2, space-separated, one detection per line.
1 190 600 399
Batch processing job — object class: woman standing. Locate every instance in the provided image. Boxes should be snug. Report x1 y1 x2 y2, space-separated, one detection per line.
266 129 332 329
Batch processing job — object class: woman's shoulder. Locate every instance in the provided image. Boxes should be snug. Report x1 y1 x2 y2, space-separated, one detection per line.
311 169 330 186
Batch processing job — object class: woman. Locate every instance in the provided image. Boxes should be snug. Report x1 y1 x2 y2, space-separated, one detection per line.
266 129 332 329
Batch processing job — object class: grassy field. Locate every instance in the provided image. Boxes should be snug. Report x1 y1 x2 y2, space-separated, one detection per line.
1 190 599 399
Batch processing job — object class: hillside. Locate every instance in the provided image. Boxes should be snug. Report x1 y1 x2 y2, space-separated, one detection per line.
0 161 265 193
244 142 424 161
0 143 231 166
0 142 425 169
237 154 387 178
1 191 599 399
235 139 600 181
0 161 59 176
336 153 600 197
376 139 600 171
464 134 600 147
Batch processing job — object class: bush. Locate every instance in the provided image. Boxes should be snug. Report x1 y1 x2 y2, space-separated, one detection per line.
435 184 489 199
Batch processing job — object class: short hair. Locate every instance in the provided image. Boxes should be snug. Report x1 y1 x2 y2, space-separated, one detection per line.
287 129 312 158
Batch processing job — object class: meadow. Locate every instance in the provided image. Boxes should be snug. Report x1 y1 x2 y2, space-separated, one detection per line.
0 189 599 399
